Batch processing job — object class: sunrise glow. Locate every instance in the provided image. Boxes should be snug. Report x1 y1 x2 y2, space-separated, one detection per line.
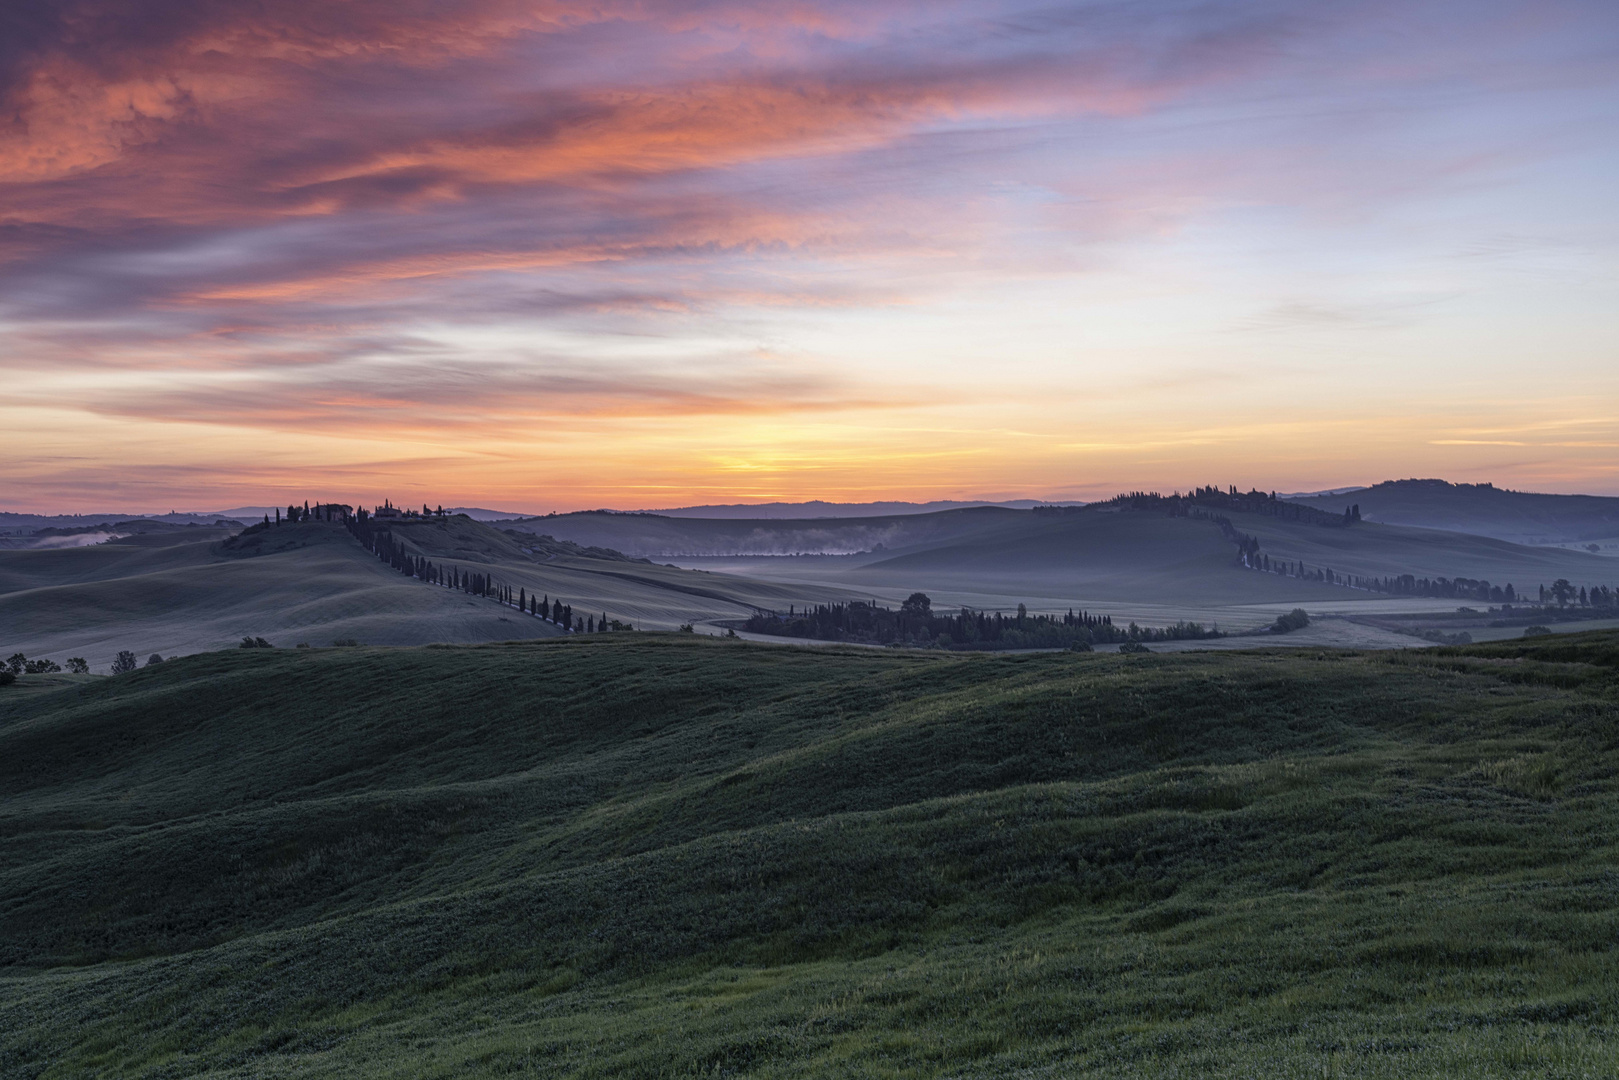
4 1 1617 511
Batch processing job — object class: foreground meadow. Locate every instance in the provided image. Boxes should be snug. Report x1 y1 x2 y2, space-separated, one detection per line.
2 633 1617 1077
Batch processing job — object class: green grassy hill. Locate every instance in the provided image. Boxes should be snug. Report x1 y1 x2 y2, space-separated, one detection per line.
3 633 1618 1077
1290 479 1619 545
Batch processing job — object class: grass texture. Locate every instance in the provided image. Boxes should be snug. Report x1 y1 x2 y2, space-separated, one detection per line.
2 631 1619 1077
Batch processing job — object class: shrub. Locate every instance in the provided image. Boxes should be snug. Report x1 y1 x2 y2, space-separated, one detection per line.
65 658 89 674
239 637 274 649
111 651 138 674
330 638 360 647
1118 641 1151 654
1068 640 1093 652
1271 608 1311 633
0 671 14 687
145 654 164 667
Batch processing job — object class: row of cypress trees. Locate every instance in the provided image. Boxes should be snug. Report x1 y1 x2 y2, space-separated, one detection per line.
340 506 629 634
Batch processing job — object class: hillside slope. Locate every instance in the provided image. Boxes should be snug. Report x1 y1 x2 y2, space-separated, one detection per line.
0 515 869 663
0 520 559 665
1234 513 1617 592
509 506 1028 557
1290 479 1619 545
384 515 868 629
526 503 1617 617
848 510 1350 606
2 634 1618 1077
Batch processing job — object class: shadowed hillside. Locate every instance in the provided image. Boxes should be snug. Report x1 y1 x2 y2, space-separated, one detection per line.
0 520 561 664
578 501 1619 640
2 633 1618 1077
1290 479 1619 545
0 515 866 664
525 501 1617 607
1238 513 1616 591
507 506 1027 557
382 514 869 630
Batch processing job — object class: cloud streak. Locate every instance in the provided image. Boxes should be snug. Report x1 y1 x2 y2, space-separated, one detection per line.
3 0 1618 507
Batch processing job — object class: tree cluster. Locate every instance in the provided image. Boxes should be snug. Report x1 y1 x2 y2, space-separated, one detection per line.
1271 608 1310 633
1542 581 1618 609
1251 556 1526 601
5 651 146 675
744 593 1219 649
1086 486 1359 528
8 652 61 674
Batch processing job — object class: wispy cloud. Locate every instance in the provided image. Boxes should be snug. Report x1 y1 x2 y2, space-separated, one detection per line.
3 0 1618 507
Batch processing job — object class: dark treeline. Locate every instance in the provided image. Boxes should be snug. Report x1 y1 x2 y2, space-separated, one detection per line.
1248 552 1527 601
1044 485 1361 527
744 593 1218 650
340 505 630 632
1250 554 1619 610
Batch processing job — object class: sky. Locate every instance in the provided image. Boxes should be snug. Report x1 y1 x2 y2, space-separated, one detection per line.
2 0 1618 513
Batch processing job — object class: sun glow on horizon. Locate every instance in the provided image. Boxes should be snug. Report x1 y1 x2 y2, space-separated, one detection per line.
2 0 1617 511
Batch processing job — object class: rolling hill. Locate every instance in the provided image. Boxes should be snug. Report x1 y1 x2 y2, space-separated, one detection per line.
375 515 866 631
3 632 1618 1077
1238 513 1617 590
0 520 562 666
9 502 1615 666
520 502 1619 636
507 506 1029 558
1290 479 1619 546
0 515 870 669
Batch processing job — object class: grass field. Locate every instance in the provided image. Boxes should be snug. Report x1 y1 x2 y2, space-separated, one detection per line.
3 631 1618 1077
